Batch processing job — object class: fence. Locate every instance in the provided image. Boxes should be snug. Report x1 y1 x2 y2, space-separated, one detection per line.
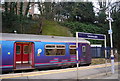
91 46 111 58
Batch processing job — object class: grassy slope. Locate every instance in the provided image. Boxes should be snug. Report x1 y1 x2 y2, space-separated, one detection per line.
42 20 73 37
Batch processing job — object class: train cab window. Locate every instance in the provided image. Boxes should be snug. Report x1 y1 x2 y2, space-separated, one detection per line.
82 46 86 56
69 45 76 55
23 45 29 54
45 45 65 56
16 45 21 54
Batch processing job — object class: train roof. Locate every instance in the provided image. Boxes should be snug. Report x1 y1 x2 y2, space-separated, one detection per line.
0 33 90 44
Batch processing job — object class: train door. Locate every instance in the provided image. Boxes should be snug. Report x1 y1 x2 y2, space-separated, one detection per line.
14 42 34 69
22 44 29 63
80 44 87 64
16 43 22 63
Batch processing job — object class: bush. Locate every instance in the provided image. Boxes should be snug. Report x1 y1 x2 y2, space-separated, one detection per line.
60 21 104 37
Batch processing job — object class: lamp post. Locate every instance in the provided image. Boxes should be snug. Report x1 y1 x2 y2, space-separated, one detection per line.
94 0 115 74
107 3 115 74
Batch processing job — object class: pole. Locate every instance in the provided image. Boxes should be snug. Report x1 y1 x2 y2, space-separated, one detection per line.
108 4 115 74
76 32 79 80
104 35 107 75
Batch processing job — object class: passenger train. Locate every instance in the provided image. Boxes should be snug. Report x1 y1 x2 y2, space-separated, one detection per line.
0 33 91 72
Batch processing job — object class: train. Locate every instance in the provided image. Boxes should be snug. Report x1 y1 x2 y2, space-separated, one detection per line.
0 33 91 72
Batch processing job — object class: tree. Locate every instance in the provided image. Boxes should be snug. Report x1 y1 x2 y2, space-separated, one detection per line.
24 2 31 16
37 2 45 34
96 1 120 53
70 2 95 23
111 1 120 53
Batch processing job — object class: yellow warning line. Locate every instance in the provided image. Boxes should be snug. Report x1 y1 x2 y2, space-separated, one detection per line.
0 62 119 79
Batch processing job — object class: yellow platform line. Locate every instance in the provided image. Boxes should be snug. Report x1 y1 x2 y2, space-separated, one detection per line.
0 62 119 79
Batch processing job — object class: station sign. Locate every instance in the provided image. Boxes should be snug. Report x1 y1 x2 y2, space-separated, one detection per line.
78 32 105 40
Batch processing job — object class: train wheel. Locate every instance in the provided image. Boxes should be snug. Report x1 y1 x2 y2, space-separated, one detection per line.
70 64 75 68
71 65 74 68
86 63 91 66
61 66 65 69
84 63 91 66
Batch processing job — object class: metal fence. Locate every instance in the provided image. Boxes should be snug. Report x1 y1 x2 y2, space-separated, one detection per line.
91 47 111 58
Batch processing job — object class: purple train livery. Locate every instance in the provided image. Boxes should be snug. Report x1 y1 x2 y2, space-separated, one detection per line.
0 33 91 72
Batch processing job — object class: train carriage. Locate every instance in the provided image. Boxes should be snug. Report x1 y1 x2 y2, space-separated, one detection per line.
0 33 91 72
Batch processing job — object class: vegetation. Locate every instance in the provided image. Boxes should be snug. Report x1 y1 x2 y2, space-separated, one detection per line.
60 22 104 36
42 20 72 36
91 58 118 65
97 2 120 53
91 58 107 65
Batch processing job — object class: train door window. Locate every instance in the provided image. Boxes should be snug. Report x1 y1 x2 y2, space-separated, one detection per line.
16 45 21 54
23 45 29 54
69 45 76 55
56 45 65 55
45 45 56 56
82 46 86 56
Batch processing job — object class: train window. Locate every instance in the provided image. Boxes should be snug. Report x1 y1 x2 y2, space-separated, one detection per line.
45 45 56 56
70 45 76 49
45 45 55 48
82 46 86 56
23 45 29 54
16 45 21 54
46 49 56 56
45 45 65 56
56 45 65 55
56 45 65 48
69 45 76 55
82 46 86 52
70 49 76 55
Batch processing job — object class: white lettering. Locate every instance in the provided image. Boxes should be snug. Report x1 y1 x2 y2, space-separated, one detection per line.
87 35 98 38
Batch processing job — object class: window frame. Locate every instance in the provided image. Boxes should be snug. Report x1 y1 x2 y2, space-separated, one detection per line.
69 45 76 55
16 45 21 54
23 45 29 54
56 45 66 49
45 44 66 56
82 45 86 56
82 46 86 52
45 44 56 49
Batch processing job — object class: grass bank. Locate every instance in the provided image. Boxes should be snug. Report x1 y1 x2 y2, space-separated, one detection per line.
42 20 73 37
